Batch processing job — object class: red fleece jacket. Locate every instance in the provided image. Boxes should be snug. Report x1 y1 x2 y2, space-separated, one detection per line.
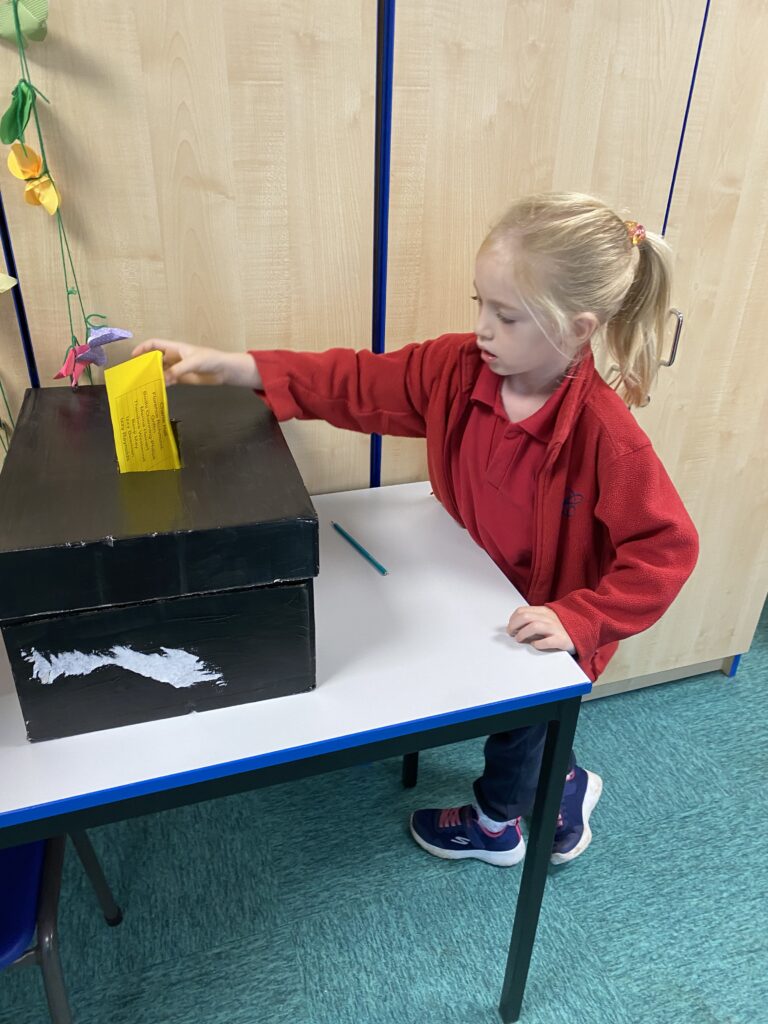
252 333 699 680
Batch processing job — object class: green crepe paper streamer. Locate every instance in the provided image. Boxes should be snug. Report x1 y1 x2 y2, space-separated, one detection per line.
0 0 48 45
0 79 35 144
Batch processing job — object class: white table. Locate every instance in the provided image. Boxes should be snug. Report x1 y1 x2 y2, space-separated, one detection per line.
0 482 590 1021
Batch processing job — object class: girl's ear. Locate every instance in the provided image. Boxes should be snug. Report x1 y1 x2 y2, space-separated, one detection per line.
571 313 599 345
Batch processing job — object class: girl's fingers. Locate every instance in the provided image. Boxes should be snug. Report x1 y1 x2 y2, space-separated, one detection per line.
512 621 552 645
131 339 185 364
507 606 574 653
531 636 565 651
165 357 206 384
165 371 210 387
508 606 545 629
507 610 531 634
132 339 169 357
165 356 222 386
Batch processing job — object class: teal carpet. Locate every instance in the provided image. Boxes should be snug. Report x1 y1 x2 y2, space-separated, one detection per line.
1 606 766 1024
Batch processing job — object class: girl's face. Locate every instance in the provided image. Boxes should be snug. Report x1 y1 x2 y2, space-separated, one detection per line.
472 245 594 388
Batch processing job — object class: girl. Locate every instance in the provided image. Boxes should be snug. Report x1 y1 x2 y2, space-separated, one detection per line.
133 192 699 868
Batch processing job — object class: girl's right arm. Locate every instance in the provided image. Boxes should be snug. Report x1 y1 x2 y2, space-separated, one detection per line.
131 336 460 438
132 339 262 389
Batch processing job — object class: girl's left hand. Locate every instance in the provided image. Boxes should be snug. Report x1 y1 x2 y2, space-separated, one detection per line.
507 605 576 655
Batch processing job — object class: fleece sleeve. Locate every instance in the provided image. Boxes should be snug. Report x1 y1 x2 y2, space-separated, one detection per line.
545 444 699 663
250 340 451 438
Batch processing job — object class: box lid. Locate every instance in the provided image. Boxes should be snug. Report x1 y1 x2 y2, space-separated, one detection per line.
0 385 318 622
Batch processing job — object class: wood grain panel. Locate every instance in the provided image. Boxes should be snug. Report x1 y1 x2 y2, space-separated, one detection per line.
382 0 704 483
597 0 768 683
0 1 375 493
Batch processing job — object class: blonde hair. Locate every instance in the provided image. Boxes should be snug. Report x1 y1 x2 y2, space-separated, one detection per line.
482 192 673 407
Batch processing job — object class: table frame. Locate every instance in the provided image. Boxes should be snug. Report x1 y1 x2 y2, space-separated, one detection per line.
0 690 580 1023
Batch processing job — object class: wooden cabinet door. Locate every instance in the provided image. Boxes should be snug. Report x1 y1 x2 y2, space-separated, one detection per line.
383 0 705 486
599 0 768 687
0 1 376 494
383 0 766 687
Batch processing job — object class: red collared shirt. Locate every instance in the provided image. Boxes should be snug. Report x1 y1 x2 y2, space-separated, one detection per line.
450 366 569 595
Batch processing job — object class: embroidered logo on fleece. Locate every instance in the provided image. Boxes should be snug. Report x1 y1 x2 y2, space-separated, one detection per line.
562 490 584 518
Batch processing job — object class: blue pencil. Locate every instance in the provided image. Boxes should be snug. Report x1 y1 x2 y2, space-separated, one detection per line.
331 521 389 576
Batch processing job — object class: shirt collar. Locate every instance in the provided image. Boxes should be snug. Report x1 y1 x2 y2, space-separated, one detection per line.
470 365 572 442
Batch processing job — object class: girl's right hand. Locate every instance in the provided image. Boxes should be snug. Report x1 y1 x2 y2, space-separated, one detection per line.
131 339 262 389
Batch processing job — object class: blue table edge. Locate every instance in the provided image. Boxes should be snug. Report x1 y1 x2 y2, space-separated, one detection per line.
0 680 591 830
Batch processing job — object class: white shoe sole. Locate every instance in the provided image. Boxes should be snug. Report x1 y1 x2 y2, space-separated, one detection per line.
549 770 603 865
409 815 527 867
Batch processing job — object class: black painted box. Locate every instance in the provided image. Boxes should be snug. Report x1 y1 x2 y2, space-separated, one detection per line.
0 385 318 742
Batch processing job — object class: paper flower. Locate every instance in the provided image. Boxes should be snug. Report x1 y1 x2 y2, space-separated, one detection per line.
0 0 48 46
0 80 37 145
0 272 17 293
7 142 59 214
75 325 133 368
54 325 133 387
54 344 91 387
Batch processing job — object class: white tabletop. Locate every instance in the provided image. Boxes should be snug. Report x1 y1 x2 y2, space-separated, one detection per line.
0 482 589 830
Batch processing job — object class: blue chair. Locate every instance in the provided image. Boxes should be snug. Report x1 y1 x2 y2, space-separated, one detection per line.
0 832 122 1024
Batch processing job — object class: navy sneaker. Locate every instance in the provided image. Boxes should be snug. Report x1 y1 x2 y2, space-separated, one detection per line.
409 805 525 866
550 767 603 865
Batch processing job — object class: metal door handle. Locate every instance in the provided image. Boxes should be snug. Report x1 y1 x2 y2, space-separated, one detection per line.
660 308 684 368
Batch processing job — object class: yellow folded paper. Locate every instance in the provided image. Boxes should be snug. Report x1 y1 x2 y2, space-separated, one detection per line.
104 351 181 473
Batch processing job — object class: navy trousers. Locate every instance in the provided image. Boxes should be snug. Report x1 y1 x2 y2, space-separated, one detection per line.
472 724 576 822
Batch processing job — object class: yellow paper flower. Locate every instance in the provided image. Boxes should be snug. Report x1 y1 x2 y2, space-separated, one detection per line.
7 140 40 176
7 141 59 214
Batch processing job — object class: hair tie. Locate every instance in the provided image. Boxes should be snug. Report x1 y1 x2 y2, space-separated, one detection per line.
624 220 646 247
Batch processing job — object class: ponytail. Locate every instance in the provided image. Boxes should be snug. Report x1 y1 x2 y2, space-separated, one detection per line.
604 230 673 407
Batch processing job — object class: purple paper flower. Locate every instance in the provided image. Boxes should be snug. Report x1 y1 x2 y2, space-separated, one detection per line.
75 326 133 368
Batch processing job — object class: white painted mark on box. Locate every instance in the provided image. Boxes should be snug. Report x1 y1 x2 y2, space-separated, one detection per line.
22 646 225 688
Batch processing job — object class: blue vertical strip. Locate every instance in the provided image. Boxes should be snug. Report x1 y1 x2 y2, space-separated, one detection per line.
726 654 742 679
0 189 39 388
661 0 711 237
369 0 396 488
